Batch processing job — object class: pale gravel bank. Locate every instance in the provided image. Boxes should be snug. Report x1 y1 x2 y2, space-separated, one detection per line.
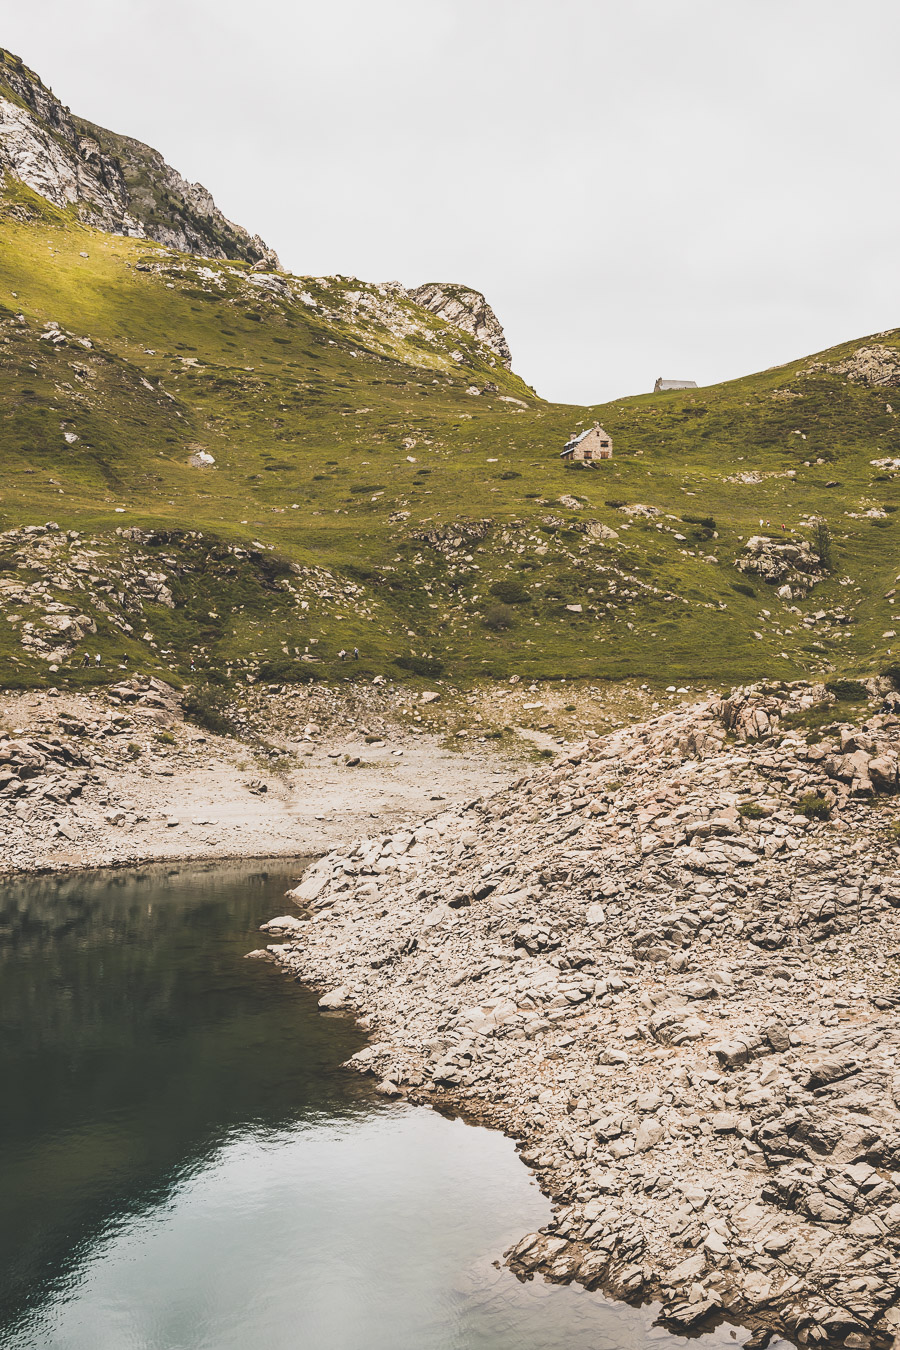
0 678 522 875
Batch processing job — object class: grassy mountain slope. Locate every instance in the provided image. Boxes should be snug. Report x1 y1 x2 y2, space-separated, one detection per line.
1 178 899 694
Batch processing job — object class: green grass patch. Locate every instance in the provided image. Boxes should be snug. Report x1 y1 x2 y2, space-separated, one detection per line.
825 678 869 703
797 793 832 821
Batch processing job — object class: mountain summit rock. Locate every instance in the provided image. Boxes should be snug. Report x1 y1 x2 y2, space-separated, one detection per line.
408 282 512 369
0 47 279 267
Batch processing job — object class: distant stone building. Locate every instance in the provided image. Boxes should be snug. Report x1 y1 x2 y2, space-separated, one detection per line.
654 378 698 393
560 423 613 462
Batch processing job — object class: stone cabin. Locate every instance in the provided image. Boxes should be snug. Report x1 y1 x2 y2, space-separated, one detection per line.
560 423 613 462
654 377 698 393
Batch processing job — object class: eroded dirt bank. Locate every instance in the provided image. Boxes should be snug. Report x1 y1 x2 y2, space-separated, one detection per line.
262 680 900 1350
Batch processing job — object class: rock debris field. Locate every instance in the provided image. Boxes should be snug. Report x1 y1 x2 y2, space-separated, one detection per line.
261 680 900 1350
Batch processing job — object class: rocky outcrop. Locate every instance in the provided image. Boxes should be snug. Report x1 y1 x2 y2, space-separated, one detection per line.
407 282 512 369
0 47 279 266
736 535 826 599
0 89 130 224
266 681 900 1348
807 343 900 389
408 518 494 555
0 676 179 861
73 119 279 266
0 521 370 668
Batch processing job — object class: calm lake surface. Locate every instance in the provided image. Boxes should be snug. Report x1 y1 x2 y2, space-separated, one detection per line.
0 860 757 1350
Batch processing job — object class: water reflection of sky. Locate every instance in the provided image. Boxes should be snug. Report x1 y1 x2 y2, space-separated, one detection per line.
0 859 366 1337
1 862 784 1350
8 1110 766 1350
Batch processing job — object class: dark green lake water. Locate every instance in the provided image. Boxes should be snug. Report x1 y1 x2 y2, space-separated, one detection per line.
0 860 757 1350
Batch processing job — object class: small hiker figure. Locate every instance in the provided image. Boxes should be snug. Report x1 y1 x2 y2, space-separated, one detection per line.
122 653 129 667
95 653 101 667
338 649 347 661
352 647 359 660
82 651 91 668
190 656 196 672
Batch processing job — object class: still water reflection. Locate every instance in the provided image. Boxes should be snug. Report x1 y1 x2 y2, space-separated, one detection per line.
1 861 756 1350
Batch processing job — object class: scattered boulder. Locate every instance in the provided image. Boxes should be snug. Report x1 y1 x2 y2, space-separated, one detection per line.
318 987 350 1010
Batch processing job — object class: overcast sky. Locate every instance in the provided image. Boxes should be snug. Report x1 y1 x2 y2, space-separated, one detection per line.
3 1 899 403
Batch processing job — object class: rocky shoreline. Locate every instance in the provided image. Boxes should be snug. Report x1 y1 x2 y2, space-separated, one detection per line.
260 680 900 1350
